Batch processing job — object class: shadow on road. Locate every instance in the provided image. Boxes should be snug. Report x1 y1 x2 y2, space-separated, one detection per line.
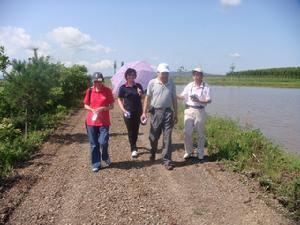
48 133 88 145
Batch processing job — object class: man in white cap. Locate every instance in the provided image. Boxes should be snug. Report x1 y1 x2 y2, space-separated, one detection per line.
177 67 211 161
141 63 178 170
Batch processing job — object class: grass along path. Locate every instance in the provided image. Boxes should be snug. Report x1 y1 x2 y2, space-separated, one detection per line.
175 104 300 220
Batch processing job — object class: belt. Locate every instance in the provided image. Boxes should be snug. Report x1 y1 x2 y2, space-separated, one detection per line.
154 107 171 111
185 104 204 110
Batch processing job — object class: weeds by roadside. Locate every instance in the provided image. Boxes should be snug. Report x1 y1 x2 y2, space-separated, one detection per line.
176 104 300 220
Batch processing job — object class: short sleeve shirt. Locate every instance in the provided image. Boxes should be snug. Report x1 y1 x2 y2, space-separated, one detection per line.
84 85 114 126
118 82 144 113
180 81 211 107
146 78 176 108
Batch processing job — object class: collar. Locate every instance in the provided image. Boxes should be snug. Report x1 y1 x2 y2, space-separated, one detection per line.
155 78 170 85
125 81 137 88
192 81 205 88
92 85 105 92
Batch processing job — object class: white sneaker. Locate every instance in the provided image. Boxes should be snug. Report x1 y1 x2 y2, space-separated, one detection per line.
104 157 111 166
131 150 138 158
183 153 191 159
92 167 100 172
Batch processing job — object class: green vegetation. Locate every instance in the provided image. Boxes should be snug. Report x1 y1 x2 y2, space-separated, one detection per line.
0 46 89 180
227 67 300 79
171 67 300 88
172 75 300 88
176 104 300 219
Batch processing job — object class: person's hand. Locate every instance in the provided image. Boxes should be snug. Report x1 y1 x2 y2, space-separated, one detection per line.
95 107 106 113
140 113 147 123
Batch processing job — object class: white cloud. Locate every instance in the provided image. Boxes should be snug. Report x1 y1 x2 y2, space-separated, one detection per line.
91 60 113 70
0 26 50 58
220 0 241 7
63 59 113 72
229 52 241 58
50 26 111 53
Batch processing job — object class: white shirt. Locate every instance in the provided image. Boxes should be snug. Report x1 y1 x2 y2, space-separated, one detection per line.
180 81 211 107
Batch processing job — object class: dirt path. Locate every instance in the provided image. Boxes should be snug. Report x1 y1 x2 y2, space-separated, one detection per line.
0 107 294 225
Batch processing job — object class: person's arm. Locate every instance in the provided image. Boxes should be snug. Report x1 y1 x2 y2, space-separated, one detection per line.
172 83 178 124
94 104 113 113
84 104 96 113
140 95 150 122
173 97 178 124
83 88 96 113
117 98 127 113
177 95 185 100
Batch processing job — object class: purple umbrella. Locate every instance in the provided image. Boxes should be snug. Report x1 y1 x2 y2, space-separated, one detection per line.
111 61 155 95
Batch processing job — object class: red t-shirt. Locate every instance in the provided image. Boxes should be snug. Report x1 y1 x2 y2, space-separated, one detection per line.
84 85 114 126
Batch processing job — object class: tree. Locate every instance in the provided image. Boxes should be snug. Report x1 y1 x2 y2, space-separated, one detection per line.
113 60 117 74
121 61 124 67
229 63 235 74
177 66 185 73
0 46 10 77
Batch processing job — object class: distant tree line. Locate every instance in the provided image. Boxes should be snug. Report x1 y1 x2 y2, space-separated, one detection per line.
226 67 300 79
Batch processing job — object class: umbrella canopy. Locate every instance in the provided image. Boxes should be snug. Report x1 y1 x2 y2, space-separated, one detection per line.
111 61 155 95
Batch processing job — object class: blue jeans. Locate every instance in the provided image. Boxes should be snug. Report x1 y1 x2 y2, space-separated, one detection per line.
86 125 110 169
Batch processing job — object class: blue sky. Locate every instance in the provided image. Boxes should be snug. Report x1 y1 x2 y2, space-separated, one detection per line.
0 0 300 75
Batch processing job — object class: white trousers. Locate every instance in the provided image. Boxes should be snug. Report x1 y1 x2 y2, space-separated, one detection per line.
183 108 206 158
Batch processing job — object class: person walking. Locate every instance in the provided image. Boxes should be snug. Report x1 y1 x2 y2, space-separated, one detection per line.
140 63 178 170
117 68 144 158
84 72 114 172
177 67 211 161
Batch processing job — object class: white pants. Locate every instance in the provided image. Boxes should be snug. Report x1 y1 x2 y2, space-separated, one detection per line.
183 108 206 158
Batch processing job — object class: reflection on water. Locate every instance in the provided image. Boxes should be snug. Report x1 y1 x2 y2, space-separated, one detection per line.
177 85 300 155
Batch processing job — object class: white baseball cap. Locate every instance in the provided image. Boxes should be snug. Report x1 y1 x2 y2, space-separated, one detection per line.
192 67 203 73
157 63 170 73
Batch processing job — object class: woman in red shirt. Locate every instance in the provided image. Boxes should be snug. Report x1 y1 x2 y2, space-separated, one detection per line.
84 72 114 172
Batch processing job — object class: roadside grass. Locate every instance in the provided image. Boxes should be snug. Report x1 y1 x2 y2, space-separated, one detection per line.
172 76 300 88
0 105 70 183
176 104 300 220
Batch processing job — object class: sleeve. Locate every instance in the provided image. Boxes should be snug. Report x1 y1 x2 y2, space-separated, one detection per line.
137 83 144 94
118 85 125 98
146 80 153 98
180 83 189 99
83 88 91 105
205 86 211 101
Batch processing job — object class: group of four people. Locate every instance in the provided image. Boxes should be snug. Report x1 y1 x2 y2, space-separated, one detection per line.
84 63 211 172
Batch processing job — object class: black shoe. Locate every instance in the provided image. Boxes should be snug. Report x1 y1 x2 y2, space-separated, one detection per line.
149 154 155 161
164 164 174 170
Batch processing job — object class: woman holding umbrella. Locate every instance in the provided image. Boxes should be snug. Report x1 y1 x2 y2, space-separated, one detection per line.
117 68 144 158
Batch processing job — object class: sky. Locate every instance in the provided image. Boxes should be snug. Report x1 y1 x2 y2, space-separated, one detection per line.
0 0 300 76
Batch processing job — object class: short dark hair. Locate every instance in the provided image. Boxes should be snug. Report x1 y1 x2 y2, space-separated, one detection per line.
124 68 137 80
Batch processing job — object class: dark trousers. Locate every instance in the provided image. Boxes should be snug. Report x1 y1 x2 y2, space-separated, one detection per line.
149 109 173 165
124 112 141 152
86 125 109 169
